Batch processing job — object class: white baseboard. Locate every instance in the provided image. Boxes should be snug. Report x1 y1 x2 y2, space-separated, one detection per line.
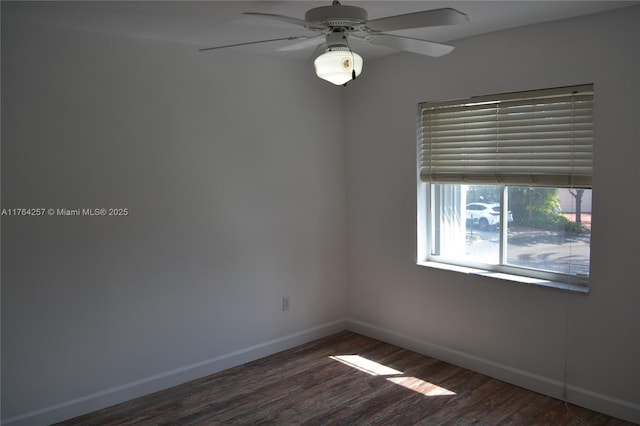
2 319 347 426
345 318 640 425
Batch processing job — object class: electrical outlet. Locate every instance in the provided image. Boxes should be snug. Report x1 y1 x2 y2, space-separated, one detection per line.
282 296 290 311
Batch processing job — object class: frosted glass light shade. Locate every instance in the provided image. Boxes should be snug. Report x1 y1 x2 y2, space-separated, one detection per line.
314 50 363 85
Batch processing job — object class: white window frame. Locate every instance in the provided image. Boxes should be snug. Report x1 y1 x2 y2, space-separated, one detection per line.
417 85 593 292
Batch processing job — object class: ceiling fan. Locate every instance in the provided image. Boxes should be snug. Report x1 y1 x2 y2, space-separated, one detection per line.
200 1 469 86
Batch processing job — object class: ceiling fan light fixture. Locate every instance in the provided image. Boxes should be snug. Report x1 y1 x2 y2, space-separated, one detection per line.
314 48 363 85
203 3 469 85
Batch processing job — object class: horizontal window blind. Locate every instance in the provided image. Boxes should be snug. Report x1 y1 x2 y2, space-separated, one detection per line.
418 84 593 188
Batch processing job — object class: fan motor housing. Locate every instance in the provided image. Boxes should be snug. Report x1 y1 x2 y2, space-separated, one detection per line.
305 4 368 28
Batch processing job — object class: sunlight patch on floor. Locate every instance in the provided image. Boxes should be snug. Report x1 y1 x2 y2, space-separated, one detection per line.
386 376 456 396
329 354 456 397
330 355 403 375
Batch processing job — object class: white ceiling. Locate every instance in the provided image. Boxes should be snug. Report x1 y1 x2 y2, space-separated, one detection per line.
4 1 640 60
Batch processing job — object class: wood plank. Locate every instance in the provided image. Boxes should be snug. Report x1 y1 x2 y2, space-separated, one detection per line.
55 332 634 425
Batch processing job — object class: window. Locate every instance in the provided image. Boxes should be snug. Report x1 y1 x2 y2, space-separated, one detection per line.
417 85 593 290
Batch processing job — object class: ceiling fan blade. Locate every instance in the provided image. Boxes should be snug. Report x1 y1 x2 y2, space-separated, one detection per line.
199 36 309 52
243 12 328 31
360 33 455 57
278 34 324 52
365 8 469 32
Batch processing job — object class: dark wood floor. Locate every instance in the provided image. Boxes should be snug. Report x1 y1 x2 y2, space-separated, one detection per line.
56 331 634 425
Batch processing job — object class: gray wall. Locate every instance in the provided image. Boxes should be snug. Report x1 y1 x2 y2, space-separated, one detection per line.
345 5 640 423
1 17 347 424
2 3 640 425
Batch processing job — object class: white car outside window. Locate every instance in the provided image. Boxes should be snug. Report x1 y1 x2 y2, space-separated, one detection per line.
466 203 512 230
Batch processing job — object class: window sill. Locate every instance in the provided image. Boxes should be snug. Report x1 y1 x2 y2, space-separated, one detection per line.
418 261 589 294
